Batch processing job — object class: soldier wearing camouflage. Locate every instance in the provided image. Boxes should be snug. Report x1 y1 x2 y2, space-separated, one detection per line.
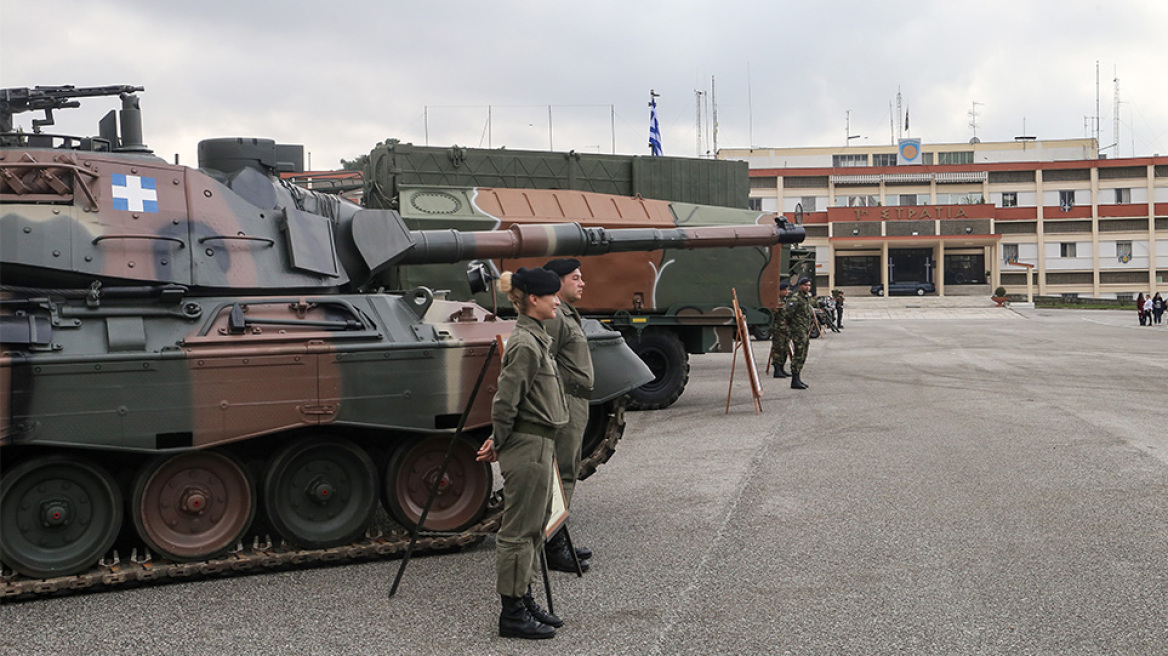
786 277 815 390
770 280 792 378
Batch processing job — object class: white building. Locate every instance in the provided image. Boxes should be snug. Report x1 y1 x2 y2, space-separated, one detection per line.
722 138 1168 300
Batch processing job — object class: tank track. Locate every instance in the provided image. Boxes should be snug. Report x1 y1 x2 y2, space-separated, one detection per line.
1 502 503 601
1 412 625 602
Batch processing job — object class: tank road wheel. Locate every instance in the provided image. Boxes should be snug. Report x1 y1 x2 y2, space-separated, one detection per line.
383 436 492 532
132 451 254 561
0 456 123 579
262 436 378 548
626 329 690 411
578 397 628 481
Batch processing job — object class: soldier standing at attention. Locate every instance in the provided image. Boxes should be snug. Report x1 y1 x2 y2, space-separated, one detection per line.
786 276 816 390
770 281 792 378
542 258 594 572
476 267 568 640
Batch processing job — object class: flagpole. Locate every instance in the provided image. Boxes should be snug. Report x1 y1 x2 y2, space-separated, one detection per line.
649 89 662 157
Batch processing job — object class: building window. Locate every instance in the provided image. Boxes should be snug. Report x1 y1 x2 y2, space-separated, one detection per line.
872 153 897 167
800 196 817 212
1059 190 1075 211
1115 188 1131 204
832 154 868 167
1116 241 1132 263
1060 242 1077 258
899 194 918 206
747 198 763 211
937 151 974 165
922 153 934 165
845 195 880 207
959 194 985 205
1001 192 1018 207
1003 243 1019 264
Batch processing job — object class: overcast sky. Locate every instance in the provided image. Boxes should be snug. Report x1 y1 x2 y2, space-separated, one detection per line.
5 0 1166 170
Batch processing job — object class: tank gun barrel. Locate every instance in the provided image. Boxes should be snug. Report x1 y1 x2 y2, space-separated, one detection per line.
354 214 804 278
399 221 804 264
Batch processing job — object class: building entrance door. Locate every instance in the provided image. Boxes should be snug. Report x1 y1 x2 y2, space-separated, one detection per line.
889 248 933 283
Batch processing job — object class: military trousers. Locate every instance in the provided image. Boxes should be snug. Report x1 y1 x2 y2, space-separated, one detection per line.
554 394 589 508
790 334 809 376
770 332 791 369
495 430 554 597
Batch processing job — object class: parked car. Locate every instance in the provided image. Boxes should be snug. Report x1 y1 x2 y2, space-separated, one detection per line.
870 281 936 296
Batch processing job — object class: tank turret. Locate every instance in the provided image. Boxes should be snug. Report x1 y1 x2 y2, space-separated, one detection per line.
0 124 801 297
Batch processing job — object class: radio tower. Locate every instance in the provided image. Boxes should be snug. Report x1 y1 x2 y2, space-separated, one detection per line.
969 101 983 142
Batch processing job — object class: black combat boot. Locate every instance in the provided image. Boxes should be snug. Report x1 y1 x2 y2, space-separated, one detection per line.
791 374 808 390
545 531 589 573
575 545 593 560
523 588 563 628
499 595 555 639
773 365 789 378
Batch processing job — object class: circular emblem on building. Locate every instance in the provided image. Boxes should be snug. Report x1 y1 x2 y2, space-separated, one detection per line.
899 142 919 160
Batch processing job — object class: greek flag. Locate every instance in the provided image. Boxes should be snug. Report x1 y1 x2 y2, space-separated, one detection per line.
111 174 159 212
648 99 663 157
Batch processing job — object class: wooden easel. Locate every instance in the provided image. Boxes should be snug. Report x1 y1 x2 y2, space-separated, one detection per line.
726 289 763 415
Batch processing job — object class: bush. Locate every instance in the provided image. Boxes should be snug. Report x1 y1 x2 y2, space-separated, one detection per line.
994 286 1007 298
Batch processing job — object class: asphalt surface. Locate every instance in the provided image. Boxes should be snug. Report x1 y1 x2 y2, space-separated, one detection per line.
3 308 1167 655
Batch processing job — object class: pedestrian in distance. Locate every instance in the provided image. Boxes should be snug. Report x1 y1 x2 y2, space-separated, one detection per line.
1136 293 1146 326
785 276 816 390
476 267 568 640
1142 294 1154 327
770 281 792 378
834 290 845 329
542 258 594 573
1153 292 1164 326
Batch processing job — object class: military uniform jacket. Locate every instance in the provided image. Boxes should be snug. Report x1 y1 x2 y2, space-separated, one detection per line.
769 299 790 338
545 301 594 399
785 291 816 335
492 314 570 450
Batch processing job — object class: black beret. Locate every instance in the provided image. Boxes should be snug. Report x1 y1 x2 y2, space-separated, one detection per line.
797 276 812 286
779 281 790 290
513 267 561 296
543 258 581 278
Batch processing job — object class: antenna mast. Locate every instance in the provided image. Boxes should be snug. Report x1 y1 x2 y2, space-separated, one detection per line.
1113 67 1120 158
1095 60 1101 155
695 88 705 158
896 88 903 140
711 75 718 157
967 100 985 140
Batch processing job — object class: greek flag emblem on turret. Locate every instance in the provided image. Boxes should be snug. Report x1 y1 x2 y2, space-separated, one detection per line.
111 174 158 212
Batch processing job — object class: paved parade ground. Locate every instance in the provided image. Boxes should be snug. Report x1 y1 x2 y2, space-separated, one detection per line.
3 308 1167 655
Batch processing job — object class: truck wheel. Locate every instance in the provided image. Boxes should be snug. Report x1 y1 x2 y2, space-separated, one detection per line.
626 330 689 410
749 324 773 341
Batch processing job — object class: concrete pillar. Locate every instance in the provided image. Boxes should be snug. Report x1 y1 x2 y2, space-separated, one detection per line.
880 241 889 297
937 241 946 296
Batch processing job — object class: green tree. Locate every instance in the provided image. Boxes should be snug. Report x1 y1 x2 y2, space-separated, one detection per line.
339 153 369 171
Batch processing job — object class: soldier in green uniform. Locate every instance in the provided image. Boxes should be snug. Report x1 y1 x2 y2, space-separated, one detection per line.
542 258 594 572
770 280 792 378
785 276 815 390
476 267 568 640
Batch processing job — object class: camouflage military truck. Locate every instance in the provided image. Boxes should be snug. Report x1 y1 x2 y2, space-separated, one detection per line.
364 141 807 409
0 86 799 596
